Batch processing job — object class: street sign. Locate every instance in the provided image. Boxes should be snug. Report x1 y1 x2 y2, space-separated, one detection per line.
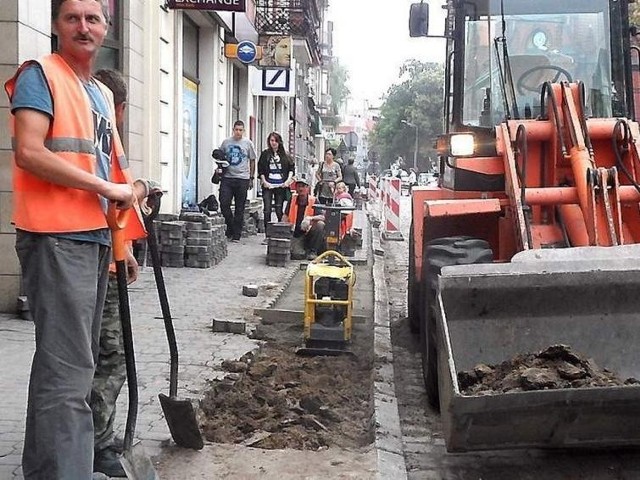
237 41 258 64
345 131 359 151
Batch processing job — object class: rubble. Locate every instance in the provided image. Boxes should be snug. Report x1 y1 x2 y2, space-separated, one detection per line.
458 344 640 395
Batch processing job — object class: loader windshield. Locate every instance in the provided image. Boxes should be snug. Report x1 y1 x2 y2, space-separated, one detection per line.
461 0 626 126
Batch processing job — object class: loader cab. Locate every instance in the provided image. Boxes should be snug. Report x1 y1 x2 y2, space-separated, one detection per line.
410 0 635 191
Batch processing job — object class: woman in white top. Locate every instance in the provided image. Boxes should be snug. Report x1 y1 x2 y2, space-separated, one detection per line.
258 132 295 234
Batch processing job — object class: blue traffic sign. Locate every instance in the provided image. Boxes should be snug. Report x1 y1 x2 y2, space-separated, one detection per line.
237 41 257 64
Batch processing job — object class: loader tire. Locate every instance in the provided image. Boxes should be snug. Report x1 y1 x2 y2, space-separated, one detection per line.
408 222 420 334
421 236 493 410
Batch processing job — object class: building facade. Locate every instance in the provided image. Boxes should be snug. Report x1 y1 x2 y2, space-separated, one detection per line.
0 0 328 313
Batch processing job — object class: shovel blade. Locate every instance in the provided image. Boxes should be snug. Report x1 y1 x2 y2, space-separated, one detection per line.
159 393 204 450
120 443 159 480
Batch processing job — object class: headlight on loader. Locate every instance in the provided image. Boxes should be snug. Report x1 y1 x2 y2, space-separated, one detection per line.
449 133 475 156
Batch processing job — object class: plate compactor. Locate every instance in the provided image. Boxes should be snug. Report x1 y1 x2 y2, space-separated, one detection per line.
298 250 355 356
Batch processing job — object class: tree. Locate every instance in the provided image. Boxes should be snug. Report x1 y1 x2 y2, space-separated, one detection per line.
370 60 444 172
324 59 350 126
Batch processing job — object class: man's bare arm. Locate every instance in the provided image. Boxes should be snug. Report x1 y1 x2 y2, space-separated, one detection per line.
14 109 133 205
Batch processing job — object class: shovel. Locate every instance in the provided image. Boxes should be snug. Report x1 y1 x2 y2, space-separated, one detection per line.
108 204 160 480
144 193 204 450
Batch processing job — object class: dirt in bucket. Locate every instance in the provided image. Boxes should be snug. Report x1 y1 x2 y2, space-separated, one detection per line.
458 344 640 395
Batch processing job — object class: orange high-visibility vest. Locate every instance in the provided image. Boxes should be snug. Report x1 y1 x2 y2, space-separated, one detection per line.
341 212 353 238
288 194 317 225
4 53 145 240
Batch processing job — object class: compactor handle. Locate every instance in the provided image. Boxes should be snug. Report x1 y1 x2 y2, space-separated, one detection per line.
311 250 353 267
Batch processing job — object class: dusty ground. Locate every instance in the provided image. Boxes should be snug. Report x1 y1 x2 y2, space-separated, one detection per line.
155 283 377 479
154 443 376 479
186 266 376 478
459 344 640 395
201 342 374 450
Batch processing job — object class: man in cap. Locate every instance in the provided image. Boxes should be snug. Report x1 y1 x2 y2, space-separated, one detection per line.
282 177 325 260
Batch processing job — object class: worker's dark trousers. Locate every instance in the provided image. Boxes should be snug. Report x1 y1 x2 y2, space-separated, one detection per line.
262 186 287 232
16 232 110 480
219 177 250 240
304 221 326 254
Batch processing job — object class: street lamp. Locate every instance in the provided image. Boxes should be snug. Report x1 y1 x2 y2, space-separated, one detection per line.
401 119 419 170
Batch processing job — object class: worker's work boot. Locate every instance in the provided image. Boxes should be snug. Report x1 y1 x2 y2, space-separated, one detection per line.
94 446 126 478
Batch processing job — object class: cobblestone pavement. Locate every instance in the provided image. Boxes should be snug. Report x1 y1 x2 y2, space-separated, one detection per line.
0 233 297 479
385 195 640 480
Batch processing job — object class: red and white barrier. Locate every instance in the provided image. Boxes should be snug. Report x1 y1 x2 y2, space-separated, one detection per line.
384 178 400 232
366 176 404 241
368 177 378 205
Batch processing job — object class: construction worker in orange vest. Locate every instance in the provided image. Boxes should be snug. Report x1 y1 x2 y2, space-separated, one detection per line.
4 1 145 478
283 178 326 260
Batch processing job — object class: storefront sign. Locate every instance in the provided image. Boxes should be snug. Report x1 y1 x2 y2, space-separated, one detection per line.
167 0 246 12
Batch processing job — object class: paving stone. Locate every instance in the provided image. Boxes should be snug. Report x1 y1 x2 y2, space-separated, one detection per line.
242 284 259 297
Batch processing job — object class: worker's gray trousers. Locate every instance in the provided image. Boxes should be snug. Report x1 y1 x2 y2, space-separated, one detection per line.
16 232 110 480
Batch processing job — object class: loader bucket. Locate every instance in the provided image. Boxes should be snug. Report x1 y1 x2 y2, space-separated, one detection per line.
435 245 640 452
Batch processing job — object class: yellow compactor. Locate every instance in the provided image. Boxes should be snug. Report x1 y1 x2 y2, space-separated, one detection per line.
299 250 354 356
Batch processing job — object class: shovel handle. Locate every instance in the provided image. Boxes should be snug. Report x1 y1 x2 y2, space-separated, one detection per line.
144 212 179 398
107 202 131 262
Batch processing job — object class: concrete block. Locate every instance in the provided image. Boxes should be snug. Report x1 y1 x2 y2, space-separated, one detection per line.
211 318 227 333
211 318 246 334
242 284 258 297
226 318 246 334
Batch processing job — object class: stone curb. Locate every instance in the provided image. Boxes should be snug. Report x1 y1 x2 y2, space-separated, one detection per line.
261 264 299 309
371 224 408 480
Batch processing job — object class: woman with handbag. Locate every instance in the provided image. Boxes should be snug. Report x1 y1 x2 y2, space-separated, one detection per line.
315 147 343 204
258 132 295 238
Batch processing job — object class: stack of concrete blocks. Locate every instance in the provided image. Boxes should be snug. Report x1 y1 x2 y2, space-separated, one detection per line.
242 199 262 237
159 221 186 267
209 213 228 265
266 222 293 267
181 212 213 268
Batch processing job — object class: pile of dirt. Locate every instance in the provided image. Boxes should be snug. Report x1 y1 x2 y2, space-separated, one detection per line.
458 344 640 395
201 343 374 450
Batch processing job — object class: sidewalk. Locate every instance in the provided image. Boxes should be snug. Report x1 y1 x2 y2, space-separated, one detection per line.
0 232 299 479
0 209 385 479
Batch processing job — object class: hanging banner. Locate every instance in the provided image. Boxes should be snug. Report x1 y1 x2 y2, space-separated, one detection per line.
167 0 246 12
182 77 198 208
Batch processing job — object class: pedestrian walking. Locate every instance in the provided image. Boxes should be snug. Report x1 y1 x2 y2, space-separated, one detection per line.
315 147 342 205
219 120 257 242
90 68 161 478
258 131 295 239
4 1 145 478
341 157 361 196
